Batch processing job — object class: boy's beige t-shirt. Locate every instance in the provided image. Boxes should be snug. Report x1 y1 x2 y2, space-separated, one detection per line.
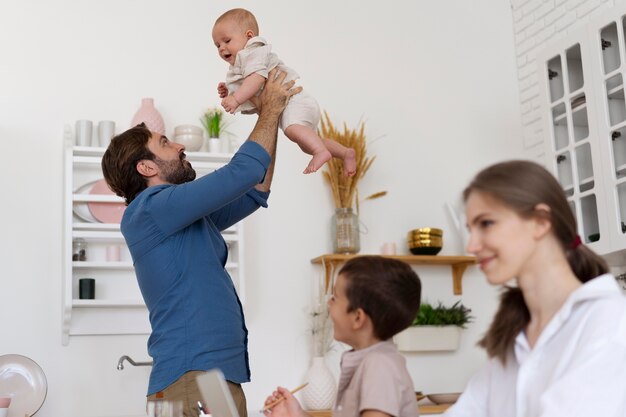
334 340 419 417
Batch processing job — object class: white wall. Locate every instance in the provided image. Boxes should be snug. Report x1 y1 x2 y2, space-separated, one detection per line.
0 1 522 416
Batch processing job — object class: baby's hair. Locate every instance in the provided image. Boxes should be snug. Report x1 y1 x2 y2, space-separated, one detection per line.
338 256 421 340
215 8 259 36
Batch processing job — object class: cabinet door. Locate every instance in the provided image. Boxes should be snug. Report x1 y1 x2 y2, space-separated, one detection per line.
589 5 626 251
538 32 610 253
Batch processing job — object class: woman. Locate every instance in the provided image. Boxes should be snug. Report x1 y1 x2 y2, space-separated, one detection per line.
444 160 626 417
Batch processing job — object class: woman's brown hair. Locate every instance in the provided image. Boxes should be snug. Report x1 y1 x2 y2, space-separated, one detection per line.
101 123 154 205
463 160 608 363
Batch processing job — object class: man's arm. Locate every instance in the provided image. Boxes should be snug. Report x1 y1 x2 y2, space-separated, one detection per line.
249 68 302 192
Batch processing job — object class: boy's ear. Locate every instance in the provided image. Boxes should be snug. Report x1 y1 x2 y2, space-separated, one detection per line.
245 30 254 39
352 308 367 330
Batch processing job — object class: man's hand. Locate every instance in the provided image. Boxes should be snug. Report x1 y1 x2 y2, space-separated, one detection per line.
250 69 302 117
217 82 228 99
221 95 240 114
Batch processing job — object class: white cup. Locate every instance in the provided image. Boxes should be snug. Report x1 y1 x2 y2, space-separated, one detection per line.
75 120 93 146
0 408 8 417
98 121 116 148
106 245 121 262
381 242 397 255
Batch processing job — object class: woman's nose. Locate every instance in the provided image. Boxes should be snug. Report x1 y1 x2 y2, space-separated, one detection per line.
465 232 479 254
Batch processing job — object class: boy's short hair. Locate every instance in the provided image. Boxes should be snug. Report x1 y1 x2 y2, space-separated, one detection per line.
339 256 421 340
215 8 259 36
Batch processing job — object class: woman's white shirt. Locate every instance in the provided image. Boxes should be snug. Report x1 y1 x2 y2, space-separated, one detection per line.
444 274 626 417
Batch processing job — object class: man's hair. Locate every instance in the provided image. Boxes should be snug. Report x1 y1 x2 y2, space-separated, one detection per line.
215 8 259 36
101 123 154 205
338 256 421 340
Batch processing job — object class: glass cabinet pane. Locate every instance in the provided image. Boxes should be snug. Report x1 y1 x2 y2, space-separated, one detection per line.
601 23 620 74
552 103 569 150
617 183 626 235
612 126 626 178
567 44 584 91
548 55 564 102
575 143 594 192
571 94 589 142
606 73 626 126
580 194 600 243
556 151 574 196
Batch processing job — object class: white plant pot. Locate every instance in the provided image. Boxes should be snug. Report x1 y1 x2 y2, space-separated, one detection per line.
208 137 221 153
394 325 462 352
301 356 336 410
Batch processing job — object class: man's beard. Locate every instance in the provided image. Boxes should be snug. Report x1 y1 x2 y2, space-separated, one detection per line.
154 156 196 184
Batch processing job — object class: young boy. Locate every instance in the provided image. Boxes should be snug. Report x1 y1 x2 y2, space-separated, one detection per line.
212 8 356 175
265 256 422 417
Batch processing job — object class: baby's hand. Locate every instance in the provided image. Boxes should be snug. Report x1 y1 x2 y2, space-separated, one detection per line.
217 82 228 99
222 95 240 114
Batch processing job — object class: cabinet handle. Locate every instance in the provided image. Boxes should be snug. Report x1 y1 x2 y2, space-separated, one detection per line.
622 222 626 233
601 38 612 50
612 131 622 141
548 69 559 80
557 155 567 163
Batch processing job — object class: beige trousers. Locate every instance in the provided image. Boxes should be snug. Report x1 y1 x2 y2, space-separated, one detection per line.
147 370 247 417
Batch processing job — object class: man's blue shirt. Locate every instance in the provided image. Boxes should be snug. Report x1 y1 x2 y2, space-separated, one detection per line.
121 141 271 394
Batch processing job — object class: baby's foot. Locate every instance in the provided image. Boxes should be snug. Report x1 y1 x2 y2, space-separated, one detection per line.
303 149 332 174
343 148 357 177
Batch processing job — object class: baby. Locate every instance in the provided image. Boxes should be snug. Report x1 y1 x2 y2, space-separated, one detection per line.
212 8 356 175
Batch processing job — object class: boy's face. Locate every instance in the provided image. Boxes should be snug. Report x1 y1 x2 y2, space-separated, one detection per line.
212 20 252 65
328 274 356 346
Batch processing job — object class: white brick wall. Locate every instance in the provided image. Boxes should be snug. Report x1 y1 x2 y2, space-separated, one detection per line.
510 0 616 162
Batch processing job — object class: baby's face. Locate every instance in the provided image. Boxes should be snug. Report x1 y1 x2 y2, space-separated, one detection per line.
212 20 250 65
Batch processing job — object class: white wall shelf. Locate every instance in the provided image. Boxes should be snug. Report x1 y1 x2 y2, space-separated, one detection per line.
62 125 246 344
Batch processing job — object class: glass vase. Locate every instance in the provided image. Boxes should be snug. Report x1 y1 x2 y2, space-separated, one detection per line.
331 208 360 254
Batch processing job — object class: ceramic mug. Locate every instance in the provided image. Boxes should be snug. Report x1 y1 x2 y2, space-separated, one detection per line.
98 121 116 148
381 242 397 255
75 120 93 146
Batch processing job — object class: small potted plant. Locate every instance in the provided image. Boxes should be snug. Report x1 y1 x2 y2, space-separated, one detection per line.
200 107 229 153
394 301 473 352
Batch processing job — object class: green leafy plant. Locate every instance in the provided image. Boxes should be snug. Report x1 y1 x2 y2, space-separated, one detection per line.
412 301 473 328
200 107 228 138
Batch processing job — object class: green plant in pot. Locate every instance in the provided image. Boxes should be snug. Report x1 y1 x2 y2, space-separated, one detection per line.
395 301 473 352
412 301 473 328
200 107 226 138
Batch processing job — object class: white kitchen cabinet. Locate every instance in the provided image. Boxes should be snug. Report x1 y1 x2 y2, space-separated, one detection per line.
537 2 626 260
62 125 245 345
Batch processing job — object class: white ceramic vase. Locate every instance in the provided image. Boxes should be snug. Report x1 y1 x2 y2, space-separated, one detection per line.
208 137 221 153
301 356 336 410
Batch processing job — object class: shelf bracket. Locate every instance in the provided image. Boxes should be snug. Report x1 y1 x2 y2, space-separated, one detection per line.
451 263 470 295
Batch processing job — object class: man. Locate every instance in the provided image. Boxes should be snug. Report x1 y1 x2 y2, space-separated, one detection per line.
102 69 300 417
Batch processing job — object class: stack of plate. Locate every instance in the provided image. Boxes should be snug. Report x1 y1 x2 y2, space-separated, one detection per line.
407 228 443 255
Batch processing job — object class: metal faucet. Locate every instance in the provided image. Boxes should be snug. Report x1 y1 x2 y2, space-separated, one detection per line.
117 355 153 370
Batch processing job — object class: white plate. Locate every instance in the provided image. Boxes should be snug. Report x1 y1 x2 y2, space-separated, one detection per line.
0 354 47 417
73 180 99 223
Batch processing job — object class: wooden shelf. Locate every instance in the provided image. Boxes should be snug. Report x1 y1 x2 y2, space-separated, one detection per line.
311 254 476 295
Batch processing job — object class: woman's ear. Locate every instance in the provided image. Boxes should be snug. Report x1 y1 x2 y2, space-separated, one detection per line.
533 203 552 239
136 160 158 178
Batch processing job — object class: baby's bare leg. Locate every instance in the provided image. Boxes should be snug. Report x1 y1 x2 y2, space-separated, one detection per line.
284 124 332 174
322 138 356 177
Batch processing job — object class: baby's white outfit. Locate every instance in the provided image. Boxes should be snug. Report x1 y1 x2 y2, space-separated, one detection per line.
225 36 320 130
